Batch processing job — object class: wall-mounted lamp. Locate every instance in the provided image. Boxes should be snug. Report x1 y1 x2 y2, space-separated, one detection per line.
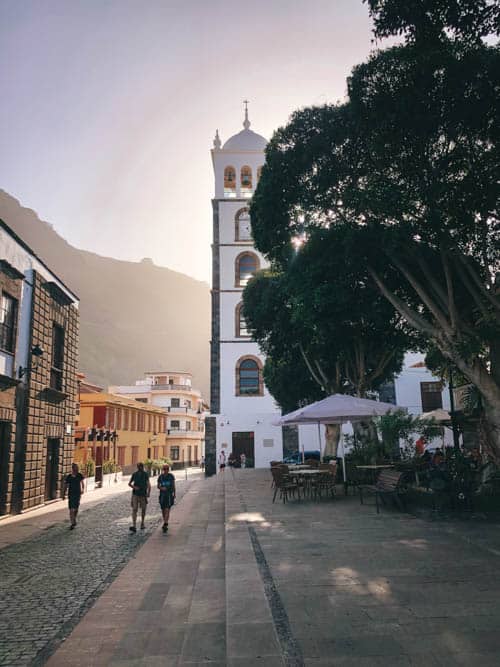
19 344 44 378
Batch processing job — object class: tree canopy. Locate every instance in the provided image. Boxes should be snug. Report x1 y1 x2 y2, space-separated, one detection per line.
364 0 500 45
249 3 500 457
243 225 411 410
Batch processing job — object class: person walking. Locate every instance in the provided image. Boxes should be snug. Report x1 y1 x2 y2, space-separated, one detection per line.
218 450 226 473
128 462 151 533
200 455 205 471
240 453 246 469
157 463 176 533
63 463 85 530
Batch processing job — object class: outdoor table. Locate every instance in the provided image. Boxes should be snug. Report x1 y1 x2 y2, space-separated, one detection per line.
289 469 323 498
355 464 394 484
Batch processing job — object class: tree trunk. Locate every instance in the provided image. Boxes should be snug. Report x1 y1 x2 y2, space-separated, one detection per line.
482 400 500 465
324 424 341 457
352 420 379 447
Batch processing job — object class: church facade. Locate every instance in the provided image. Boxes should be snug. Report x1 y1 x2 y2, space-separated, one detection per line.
206 108 283 472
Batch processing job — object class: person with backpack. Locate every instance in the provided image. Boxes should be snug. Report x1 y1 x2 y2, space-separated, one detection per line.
157 463 176 533
128 462 151 533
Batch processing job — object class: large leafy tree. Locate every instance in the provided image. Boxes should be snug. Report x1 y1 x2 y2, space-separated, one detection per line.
250 4 500 457
364 0 500 45
243 227 411 453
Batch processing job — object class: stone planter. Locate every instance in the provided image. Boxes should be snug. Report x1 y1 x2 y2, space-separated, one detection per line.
102 473 114 487
102 471 123 487
85 476 96 492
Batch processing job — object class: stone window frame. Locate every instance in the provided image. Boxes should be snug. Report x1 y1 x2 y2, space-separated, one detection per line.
0 290 19 355
234 251 260 288
49 322 65 391
235 302 250 338
235 355 264 397
234 207 252 242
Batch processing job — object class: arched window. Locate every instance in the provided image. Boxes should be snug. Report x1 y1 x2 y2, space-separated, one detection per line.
235 252 259 287
241 166 252 193
236 356 263 396
235 302 250 337
235 208 252 241
224 166 236 196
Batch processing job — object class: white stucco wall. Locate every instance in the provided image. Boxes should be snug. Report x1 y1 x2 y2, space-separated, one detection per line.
215 411 283 468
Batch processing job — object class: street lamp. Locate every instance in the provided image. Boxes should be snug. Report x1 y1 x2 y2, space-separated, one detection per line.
18 344 44 378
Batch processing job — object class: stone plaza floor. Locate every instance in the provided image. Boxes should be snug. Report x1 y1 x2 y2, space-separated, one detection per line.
3 468 500 666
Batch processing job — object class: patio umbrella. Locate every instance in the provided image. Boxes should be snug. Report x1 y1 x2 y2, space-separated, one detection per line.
276 394 401 483
277 394 399 425
420 408 451 423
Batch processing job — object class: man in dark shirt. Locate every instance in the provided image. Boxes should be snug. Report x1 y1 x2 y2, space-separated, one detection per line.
128 462 151 533
63 463 85 530
157 464 176 533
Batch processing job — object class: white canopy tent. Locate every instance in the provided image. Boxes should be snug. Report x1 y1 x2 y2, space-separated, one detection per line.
276 394 402 483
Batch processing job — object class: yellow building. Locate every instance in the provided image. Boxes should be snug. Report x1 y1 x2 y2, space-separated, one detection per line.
109 371 206 468
75 393 167 477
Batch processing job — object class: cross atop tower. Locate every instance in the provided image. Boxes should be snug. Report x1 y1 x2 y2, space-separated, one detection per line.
243 99 250 130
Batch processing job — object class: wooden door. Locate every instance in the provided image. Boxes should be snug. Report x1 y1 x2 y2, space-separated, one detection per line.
45 438 59 501
231 432 255 467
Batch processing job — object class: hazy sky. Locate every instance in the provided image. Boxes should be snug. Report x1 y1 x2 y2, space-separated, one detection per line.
1 0 377 283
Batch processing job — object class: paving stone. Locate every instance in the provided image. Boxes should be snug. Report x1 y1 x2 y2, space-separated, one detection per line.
179 622 226 661
227 622 281 658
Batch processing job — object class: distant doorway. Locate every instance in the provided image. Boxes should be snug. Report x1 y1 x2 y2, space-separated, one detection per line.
45 438 60 501
0 422 11 515
232 432 255 467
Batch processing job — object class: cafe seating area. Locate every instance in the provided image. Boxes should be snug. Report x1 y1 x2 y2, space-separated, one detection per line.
270 461 337 503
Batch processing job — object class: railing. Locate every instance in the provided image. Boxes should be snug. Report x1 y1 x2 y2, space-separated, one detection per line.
167 429 203 436
167 406 190 413
150 384 199 394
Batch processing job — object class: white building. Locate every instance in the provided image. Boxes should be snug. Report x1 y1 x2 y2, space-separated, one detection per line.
109 371 206 466
207 107 283 469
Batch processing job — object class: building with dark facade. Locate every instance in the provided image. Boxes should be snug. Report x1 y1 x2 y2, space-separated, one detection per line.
0 219 79 515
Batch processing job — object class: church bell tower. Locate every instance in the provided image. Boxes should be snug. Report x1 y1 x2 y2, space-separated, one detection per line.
205 103 283 474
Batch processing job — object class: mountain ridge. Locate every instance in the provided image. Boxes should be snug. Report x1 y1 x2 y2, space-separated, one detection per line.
0 190 210 398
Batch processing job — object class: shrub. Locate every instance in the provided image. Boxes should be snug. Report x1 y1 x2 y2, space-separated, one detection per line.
82 459 95 478
102 459 117 474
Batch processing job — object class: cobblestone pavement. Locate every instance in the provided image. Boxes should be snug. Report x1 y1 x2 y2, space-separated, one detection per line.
0 477 195 667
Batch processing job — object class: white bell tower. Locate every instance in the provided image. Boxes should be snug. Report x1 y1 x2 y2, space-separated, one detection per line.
206 103 283 471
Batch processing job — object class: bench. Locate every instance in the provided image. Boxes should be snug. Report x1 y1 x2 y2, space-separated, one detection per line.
359 469 407 514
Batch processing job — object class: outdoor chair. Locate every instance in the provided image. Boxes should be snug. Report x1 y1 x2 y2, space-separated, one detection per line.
271 467 300 503
314 464 337 500
359 469 407 513
344 460 364 495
